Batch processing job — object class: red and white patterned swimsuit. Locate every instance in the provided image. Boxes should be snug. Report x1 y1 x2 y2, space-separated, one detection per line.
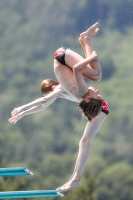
54 47 67 65
102 101 109 115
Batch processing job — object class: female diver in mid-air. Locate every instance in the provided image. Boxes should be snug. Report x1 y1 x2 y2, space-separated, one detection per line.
9 22 109 192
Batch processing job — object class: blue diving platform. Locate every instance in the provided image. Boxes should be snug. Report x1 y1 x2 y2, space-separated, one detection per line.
0 167 33 176
0 190 63 198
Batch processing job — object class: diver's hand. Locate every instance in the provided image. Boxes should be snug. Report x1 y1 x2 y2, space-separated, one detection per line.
8 112 24 124
11 107 22 117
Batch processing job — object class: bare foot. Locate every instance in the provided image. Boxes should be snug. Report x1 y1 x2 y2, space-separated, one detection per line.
78 37 84 47
78 37 86 55
80 22 99 42
56 180 81 193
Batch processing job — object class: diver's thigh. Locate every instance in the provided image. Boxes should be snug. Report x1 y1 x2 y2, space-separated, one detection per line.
65 49 100 79
65 49 84 68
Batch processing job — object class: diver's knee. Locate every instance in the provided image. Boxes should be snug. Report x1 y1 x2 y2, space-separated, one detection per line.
79 137 91 148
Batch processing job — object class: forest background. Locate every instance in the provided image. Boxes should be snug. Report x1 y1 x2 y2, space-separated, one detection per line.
0 1 133 200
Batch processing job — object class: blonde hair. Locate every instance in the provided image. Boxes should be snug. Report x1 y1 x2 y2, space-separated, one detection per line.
79 98 103 121
40 79 59 95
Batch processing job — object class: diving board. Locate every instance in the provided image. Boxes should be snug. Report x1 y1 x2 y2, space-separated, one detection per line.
0 167 63 198
0 190 63 199
0 167 33 176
